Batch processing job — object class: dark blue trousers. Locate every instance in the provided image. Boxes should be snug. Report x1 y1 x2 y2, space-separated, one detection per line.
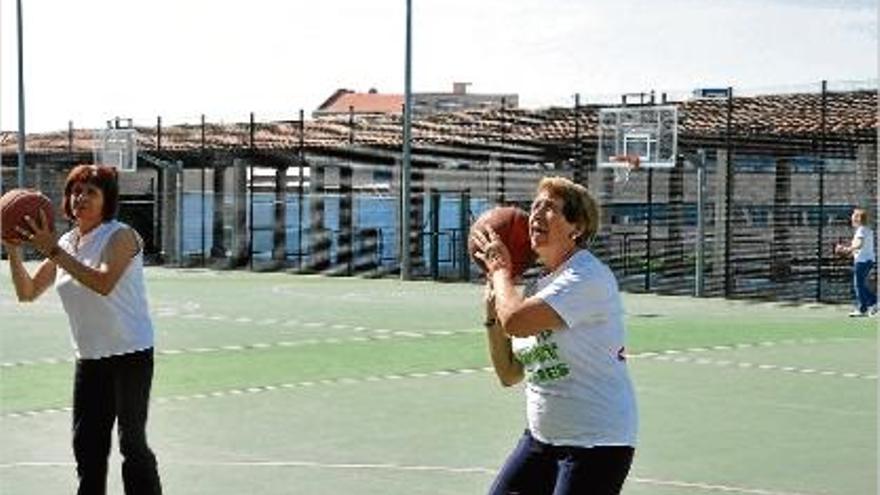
853 260 877 313
73 348 162 495
488 430 634 495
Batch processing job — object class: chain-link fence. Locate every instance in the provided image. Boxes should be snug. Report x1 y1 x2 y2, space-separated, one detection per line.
1 81 876 303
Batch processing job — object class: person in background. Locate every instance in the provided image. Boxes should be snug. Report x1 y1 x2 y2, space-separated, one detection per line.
835 207 877 317
4 164 162 494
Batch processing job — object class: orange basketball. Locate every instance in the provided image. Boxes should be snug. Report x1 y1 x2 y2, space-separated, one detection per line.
468 206 535 278
0 189 54 242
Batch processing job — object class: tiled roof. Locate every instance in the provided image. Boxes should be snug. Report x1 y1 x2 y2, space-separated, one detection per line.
315 91 404 115
1 90 875 156
680 91 877 136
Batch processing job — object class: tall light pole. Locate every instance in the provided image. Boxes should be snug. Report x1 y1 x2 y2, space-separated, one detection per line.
400 0 413 280
16 0 27 187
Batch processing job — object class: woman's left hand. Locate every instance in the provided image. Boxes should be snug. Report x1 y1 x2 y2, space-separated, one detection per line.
484 279 497 319
470 225 512 276
16 210 57 258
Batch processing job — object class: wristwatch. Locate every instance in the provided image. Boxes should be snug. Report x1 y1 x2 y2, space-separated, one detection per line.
47 245 62 260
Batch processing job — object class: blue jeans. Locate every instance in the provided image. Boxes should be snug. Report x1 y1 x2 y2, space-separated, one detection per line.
488 430 634 495
853 260 877 313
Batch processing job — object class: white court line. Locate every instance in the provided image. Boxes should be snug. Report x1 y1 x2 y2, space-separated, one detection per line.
3 321 867 369
627 336 870 361
631 353 876 381
0 460 821 495
2 368 494 419
0 327 482 368
4 336 873 386
631 476 819 495
7 349 872 421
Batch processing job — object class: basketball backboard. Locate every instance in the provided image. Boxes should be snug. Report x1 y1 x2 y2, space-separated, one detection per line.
597 105 677 169
94 128 138 172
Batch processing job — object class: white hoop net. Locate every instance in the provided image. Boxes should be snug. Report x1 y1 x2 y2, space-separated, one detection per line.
613 165 634 183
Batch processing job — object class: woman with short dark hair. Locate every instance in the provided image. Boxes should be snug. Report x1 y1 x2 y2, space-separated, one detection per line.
4 164 162 494
471 176 637 495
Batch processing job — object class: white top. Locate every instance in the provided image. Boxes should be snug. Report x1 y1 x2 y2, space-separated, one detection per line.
512 250 638 448
853 226 875 264
55 221 155 359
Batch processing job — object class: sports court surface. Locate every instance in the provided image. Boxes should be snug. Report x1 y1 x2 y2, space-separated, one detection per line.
1 265 876 494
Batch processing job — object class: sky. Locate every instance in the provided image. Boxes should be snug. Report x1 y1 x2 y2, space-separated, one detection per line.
1 0 877 132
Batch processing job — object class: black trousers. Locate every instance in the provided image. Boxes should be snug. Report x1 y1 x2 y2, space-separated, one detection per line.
73 348 162 495
488 430 634 495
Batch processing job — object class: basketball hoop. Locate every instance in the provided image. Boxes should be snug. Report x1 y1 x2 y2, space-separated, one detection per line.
94 126 138 172
609 154 641 183
596 105 677 184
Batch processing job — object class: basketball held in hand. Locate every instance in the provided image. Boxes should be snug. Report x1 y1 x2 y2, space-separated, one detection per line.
468 206 535 278
0 189 54 242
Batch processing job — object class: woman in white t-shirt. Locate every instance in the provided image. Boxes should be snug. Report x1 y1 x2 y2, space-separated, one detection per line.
471 176 637 495
4 164 162 494
835 208 877 317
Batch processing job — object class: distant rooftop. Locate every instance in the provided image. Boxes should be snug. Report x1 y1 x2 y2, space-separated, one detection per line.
313 89 404 117
313 83 518 119
1 89 876 156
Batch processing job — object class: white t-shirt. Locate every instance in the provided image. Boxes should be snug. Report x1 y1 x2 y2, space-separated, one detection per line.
853 226 875 264
511 250 638 448
55 221 155 359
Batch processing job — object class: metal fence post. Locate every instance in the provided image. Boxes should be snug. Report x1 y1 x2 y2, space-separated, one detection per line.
695 150 706 297
430 189 440 279
816 80 827 301
645 168 654 291
459 189 471 281
724 86 734 297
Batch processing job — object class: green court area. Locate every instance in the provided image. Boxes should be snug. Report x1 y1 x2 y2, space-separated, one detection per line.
1 266 876 494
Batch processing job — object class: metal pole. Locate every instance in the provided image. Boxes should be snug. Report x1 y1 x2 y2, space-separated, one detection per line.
574 93 582 185
429 189 440 280
156 116 163 256
68 121 74 161
695 150 706 297
249 112 255 270
157 116 163 151
201 114 207 266
344 105 355 274
349 106 355 145
499 97 506 204
16 0 26 187
816 80 827 301
724 86 734 297
400 0 413 280
298 109 305 268
459 189 471 281
645 168 653 291
175 161 184 265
